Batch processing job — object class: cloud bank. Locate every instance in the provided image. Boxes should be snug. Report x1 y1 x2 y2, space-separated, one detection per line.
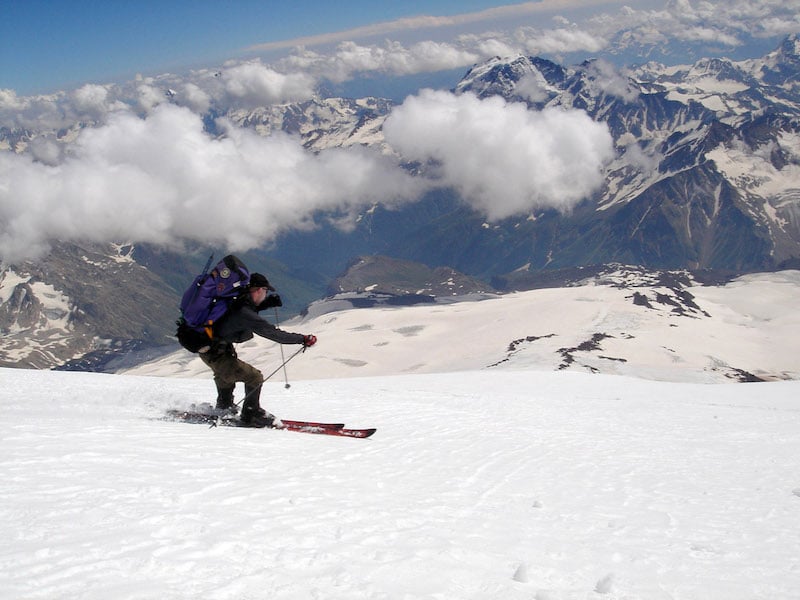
246 0 612 53
1 90 615 261
383 90 614 220
257 0 798 85
0 104 422 260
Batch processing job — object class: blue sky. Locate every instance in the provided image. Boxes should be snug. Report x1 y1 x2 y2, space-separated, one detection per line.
2 0 535 94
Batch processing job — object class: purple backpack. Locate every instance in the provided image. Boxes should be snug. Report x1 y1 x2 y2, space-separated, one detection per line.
176 254 250 352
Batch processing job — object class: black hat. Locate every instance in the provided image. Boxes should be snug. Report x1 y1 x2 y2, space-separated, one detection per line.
249 272 275 291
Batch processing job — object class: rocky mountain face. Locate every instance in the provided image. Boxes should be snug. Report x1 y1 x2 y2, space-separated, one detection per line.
0 243 177 369
2 36 799 370
329 255 494 297
225 96 392 151
423 35 800 275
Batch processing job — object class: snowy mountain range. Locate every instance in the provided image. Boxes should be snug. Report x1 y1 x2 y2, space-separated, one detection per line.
375 35 800 275
202 35 800 278
1 35 799 370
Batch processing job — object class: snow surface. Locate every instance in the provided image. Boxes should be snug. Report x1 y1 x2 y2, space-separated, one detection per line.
125 270 800 384
3 271 800 599
1 367 799 600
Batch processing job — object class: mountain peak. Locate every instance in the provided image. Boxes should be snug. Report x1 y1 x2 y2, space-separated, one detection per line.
757 33 800 85
454 54 538 98
778 32 800 59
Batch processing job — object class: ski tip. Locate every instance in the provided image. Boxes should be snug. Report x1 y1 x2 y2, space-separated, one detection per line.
350 428 377 438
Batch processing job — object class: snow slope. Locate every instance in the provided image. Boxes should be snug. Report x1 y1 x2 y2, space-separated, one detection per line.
125 269 800 384
1 367 799 600
3 270 800 599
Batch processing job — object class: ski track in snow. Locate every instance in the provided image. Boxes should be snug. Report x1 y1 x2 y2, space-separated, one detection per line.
1 368 799 599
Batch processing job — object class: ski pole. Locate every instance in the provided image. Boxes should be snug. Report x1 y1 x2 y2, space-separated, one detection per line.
233 346 306 408
274 306 291 389
264 345 305 383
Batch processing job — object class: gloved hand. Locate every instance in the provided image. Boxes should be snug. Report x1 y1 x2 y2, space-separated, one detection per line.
263 294 282 308
303 334 317 347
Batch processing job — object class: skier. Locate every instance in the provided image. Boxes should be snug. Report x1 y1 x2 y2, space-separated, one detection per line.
199 272 317 428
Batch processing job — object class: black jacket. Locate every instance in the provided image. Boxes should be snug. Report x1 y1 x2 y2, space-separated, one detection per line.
213 295 304 346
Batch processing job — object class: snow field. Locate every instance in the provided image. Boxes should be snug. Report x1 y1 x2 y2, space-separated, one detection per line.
125 271 800 384
1 367 799 599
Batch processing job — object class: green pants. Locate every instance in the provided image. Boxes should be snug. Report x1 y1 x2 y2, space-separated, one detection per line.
199 343 264 407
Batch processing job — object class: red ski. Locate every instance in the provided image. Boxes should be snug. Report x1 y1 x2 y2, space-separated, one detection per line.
164 410 375 438
278 422 376 438
280 419 344 430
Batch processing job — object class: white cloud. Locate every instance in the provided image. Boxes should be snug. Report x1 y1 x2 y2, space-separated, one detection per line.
71 84 111 117
27 137 62 166
515 71 551 102
0 90 72 131
278 39 480 84
472 37 520 59
520 26 607 55
136 83 167 113
222 61 316 107
181 83 212 114
391 40 480 74
1 85 128 132
0 89 28 111
674 26 741 47
245 0 629 53
0 104 423 261
586 59 639 102
756 15 800 38
0 61 320 132
592 0 800 52
383 90 615 220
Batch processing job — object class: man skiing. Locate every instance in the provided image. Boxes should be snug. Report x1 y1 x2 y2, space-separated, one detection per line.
199 272 317 428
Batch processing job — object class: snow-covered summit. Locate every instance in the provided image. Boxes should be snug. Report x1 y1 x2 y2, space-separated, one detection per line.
758 32 800 85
